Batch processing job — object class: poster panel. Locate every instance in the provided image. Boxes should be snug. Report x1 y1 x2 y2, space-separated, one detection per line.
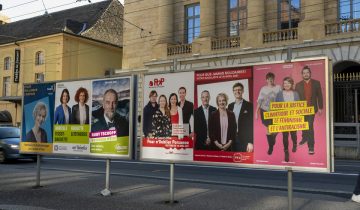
53 80 92 154
141 72 194 161
90 77 131 157
53 77 132 158
21 83 55 153
193 68 254 164
253 59 329 170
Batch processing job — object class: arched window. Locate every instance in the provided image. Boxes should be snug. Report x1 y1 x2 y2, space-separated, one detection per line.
35 51 44 65
4 57 11 70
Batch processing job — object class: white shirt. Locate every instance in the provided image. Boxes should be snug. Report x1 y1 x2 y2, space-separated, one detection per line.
104 114 115 130
233 99 243 127
79 104 86 125
202 105 209 137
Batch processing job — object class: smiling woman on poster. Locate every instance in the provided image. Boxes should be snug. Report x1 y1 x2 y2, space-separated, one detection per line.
71 87 89 125
255 72 282 155
151 95 172 137
54 88 71 124
26 102 48 143
169 93 184 138
209 93 236 151
275 77 300 162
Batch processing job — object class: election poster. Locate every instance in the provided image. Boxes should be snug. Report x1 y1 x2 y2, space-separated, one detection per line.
253 58 330 171
53 80 92 154
141 72 194 161
21 82 55 153
90 77 131 157
193 67 254 164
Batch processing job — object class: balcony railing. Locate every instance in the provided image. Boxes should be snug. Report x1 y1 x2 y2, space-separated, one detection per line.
211 36 241 50
263 28 298 43
167 43 192 56
325 19 360 35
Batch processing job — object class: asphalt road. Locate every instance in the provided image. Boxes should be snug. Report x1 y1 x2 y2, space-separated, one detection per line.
0 157 359 210
9 157 360 195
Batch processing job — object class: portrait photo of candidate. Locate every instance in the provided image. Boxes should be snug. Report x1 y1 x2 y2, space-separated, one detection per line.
151 94 172 137
209 93 237 151
26 102 48 143
71 87 90 125
194 90 216 150
143 90 158 137
295 65 323 155
177 87 194 133
54 88 71 124
228 82 254 153
91 89 129 137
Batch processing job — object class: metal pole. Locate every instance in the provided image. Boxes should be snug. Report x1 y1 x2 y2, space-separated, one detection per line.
101 159 111 196
170 163 175 204
355 89 360 157
355 89 358 123
287 168 293 210
35 154 41 188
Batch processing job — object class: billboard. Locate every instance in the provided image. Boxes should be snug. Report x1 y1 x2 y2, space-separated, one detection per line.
141 58 331 172
21 76 133 159
141 72 194 161
21 82 55 153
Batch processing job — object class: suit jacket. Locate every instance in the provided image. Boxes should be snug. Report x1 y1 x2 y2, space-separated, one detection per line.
25 128 48 143
194 105 216 150
178 100 193 124
143 102 158 137
295 79 323 113
54 104 71 124
208 109 237 151
228 100 254 152
71 104 89 124
91 112 129 137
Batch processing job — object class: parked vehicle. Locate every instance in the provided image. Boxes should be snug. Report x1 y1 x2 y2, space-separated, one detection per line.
0 127 36 163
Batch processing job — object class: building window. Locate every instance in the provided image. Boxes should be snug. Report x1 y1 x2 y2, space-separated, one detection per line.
3 77 10 96
35 51 44 65
35 73 44 83
4 57 11 70
339 0 360 20
185 4 200 43
229 0 247 36
279 0 301 29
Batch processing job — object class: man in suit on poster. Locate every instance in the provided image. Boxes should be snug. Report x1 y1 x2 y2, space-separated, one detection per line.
228 82 254 152
295 66 323 155
92 89 129 137
194 90 216 150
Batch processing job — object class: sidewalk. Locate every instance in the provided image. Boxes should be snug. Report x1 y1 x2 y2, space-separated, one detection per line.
0 166 359 210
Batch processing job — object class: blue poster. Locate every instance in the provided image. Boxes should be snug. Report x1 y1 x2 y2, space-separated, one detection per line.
21 83 55 147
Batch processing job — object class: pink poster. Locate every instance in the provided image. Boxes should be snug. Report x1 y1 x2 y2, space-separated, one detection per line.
253 59 329 170
193 68 254 164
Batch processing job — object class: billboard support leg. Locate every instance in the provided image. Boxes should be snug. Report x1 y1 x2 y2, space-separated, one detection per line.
34 154 42 188
287 168 293 210
170 163 174 203
101 159 111 196
165 163 178 204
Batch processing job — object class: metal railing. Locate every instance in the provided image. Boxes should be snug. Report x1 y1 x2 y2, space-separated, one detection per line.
334 72 360 81
167 43 192 56
334 123 360 156
263 28 298 43
211 36 241 50
325 18 360 35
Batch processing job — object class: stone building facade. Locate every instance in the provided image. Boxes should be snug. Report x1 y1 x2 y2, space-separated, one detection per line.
122 0 360 158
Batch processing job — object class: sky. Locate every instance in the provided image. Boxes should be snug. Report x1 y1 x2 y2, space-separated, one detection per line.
0 0 124 22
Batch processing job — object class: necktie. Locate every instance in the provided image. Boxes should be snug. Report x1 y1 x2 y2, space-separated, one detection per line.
107 122 115 128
